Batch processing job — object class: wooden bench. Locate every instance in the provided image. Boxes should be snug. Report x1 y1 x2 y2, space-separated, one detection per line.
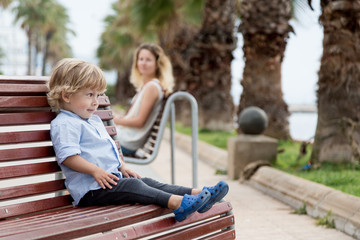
0 76 236 240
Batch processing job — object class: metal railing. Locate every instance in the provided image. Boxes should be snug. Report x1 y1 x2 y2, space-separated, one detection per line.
123 91 198 188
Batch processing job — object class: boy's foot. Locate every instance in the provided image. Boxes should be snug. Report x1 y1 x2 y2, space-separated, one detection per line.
197 180 229 213
173 189 210 222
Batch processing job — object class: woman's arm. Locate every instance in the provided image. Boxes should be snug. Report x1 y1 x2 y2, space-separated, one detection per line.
114 83 159 128
62 155 119 189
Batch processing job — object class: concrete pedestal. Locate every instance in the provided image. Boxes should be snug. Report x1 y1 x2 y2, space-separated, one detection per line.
227 134 278 180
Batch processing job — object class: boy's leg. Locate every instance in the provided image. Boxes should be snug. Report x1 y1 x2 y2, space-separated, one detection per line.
141 177 192 196
79 177 190 208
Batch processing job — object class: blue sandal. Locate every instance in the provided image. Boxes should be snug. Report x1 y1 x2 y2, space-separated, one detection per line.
197 180 229 213
173 189 210 222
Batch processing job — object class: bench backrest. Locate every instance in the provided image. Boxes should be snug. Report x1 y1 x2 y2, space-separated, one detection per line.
0 76 118 219
129 94 168 159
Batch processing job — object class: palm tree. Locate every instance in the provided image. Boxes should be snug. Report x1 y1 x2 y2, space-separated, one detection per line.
40 1 72 75
97 1 140 104
237 0 293 139
180 0 237 131
12 0 72 75
310 0 360 164
126 0 237 131
98 0 203 105
13 0 44 75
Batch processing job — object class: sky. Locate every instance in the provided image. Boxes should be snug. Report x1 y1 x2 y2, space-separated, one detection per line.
58 0 323 106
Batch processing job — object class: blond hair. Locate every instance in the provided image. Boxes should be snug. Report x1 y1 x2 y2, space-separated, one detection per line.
47 58 107 112
130 43 175 95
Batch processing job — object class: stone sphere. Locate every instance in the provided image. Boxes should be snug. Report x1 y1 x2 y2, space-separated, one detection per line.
238 106 268 135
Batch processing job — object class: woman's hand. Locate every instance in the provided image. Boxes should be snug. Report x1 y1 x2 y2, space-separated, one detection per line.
119 164 141 178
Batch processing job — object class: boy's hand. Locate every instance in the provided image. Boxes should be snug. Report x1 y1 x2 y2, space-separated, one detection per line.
120 164 141 178
92 168 119 189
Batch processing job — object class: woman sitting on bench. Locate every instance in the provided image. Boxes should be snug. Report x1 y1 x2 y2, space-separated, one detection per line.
114 43 174 157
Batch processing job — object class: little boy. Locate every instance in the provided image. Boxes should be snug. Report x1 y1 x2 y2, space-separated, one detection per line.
48 58 229 221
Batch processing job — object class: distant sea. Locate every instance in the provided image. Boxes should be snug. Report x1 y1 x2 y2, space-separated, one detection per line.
289 112 317 141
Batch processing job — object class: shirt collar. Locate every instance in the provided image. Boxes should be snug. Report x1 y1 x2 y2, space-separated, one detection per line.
59 109 91 121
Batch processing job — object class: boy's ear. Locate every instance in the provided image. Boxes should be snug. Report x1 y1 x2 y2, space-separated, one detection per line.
61 90 71 103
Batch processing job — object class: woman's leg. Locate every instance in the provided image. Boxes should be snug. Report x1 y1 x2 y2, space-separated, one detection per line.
120 146 136 156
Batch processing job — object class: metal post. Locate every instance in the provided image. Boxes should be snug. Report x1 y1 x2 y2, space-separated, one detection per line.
170 103 176 185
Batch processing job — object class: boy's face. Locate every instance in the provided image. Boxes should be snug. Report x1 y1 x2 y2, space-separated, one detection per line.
62 88 103 119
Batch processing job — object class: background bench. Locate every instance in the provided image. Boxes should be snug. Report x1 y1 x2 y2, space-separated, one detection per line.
0 75 235 240
123 91 199 187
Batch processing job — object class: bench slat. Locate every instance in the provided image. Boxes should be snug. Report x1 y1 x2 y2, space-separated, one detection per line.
0 179 65 201
156 215 235 240
0 161 60 179
0 84 48 94
0 130 50 144
0 195 72 220
0 205 130 233
0 146 55 162
90 201 234 240
0 96 109 108
0 112 56 125
1 204 171 240
199 229 236 240
94 109 113 120
0 75 49 84
105 125 117 136
0 96 49 108
98 95 110 107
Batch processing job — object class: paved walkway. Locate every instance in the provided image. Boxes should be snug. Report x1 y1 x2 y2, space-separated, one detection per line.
128 138 354 240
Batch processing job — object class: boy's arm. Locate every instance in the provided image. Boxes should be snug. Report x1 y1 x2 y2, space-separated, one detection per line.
62 155 119 189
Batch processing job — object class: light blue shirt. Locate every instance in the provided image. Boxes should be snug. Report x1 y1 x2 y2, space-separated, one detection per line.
50 109 122 206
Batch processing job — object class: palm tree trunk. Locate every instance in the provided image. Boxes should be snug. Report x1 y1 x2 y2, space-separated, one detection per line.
237 0 292 139
115 68 135 106
42 31 53 76
310 0 360 164
26 29 32 75
181 0 237 131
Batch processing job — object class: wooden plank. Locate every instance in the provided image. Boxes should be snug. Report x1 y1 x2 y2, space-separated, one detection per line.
0 112 56 126
105 126 117 136
98 96 110 107
0 195 72 219
154 215 235 240
1 205 171 240
114 140 120 150
0 179 65 201
94 110 113 120
0 75 49 84
0 146 55 162
0 205 126 234
199 229 236 240
0 96 49 108
0 161 60 179
89 201 234 240
0 130 50 144
0 84 48 94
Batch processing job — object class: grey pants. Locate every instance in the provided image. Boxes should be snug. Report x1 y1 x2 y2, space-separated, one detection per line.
79 177 192 208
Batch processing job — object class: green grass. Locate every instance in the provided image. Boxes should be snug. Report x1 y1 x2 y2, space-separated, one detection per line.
175 123 237 149
175 123 360 197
